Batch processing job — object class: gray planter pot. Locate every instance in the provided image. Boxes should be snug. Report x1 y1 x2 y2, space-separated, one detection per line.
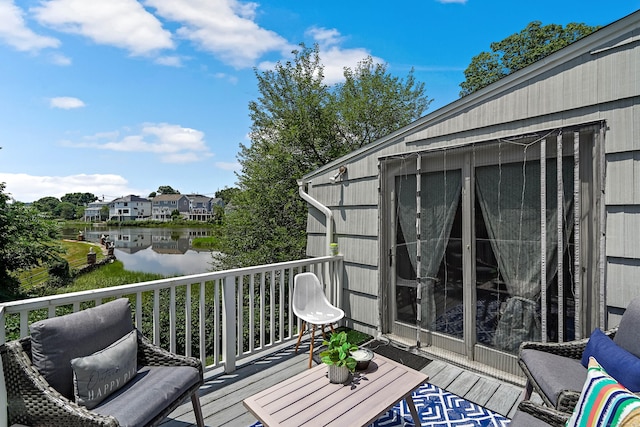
327 365 350 384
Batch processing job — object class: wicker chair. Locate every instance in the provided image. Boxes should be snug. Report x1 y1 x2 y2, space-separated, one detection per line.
510 400 570 427
1 299 205 427
518 296 640 413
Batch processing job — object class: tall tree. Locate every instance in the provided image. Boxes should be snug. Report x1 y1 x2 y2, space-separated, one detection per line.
61 192 97 206
459 21 599 96
0 183 62 300
157 186 180 195
217 44 430 268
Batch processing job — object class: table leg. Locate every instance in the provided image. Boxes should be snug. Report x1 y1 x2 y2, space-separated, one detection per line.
404 392 421 426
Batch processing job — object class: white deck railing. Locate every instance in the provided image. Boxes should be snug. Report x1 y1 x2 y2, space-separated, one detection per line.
0 255 343 425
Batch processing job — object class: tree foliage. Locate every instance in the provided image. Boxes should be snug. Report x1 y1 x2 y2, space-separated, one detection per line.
157 185 180 195
0 183 63 300
459 21 599 96
217 44 430 268
60 192 97 206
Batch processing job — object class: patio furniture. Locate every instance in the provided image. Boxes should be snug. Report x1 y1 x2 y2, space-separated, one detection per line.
243 353 428 426
510 401 570 427
518 296 640 412
293 272 345 368
1 298 205 427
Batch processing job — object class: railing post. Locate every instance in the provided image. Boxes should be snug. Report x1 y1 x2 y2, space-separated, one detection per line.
222 275 236 373
0 306 6 427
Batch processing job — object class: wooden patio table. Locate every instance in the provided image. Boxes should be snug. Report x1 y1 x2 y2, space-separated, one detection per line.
243 353 428 426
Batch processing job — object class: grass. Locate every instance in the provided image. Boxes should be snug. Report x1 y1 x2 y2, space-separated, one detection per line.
19 240 105 291
333 326 373 346
191 236 221 249
60 260 166 293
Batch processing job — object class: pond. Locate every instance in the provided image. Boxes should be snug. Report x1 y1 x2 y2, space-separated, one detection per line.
63 225 217 276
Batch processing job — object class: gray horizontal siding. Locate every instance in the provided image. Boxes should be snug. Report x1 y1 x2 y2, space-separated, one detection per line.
342 290 378 328
306 234 378 267
308 177 379 205
606 151 640 204
307 206 378 236
606 206 640 258
606 257 640 309
344 263 378 296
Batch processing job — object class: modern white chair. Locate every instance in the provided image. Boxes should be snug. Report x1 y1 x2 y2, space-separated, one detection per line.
293 272 345 368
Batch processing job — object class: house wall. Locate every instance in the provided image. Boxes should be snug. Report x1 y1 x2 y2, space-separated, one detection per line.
303 12 640 335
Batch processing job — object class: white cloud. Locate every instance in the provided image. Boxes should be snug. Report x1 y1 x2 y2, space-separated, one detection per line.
64 123 214 163
155 55 183 67
49 52 72 65
147 0 291 68
0 0 60 51
0 172 144 203
215 161 240 171
50 96 85 109
259 27 382 85
32 0 174 56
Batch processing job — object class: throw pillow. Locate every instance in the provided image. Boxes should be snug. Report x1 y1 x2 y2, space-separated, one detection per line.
567 357 640 427
30 298 134 399
581 328 640 392
71 329 138 409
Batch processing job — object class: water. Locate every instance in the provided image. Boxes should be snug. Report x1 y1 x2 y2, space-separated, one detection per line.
63 225 216 276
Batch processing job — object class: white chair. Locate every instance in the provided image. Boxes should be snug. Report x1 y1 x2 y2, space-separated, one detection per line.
293 272 345 368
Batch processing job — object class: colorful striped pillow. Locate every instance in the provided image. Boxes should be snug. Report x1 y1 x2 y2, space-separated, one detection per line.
567 357 640 427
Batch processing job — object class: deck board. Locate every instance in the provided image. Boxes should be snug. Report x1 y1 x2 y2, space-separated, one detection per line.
161 343 529 426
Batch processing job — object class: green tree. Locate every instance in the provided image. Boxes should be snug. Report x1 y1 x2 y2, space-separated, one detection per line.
57 201 78 220
0 183 63 300
33 196 61 216
215 187 239 205
157 186 179 195
217 44 430 269
459 21 599 96
61 192 97 206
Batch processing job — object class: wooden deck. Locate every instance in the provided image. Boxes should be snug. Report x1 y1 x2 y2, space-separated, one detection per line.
161 340 533 427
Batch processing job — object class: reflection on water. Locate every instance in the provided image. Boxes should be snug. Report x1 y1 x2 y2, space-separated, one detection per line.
65 226 216 276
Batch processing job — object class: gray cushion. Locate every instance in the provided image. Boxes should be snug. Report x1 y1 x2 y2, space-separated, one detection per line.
72 330 138 409
614 297 640 358
520 349 587 406
93 365 201 427
30 298 134 399
510 408 552 427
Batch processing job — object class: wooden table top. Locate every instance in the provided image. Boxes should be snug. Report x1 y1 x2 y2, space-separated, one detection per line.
243 353 429 427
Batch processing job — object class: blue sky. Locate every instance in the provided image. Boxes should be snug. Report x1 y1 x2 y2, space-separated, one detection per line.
1 0 638 203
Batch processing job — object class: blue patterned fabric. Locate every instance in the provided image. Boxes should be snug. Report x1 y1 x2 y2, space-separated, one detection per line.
250 382 510 427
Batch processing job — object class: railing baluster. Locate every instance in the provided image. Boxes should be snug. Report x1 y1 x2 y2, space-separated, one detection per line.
153 289 160 346
199 281 206 367
279 268 284 343
170 286 176 353
269 270 275 346
260 272 265 349
185 283 192 357
249 274 255 353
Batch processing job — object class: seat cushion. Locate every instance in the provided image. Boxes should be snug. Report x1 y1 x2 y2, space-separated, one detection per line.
510 408 554 427
30 298 134 399
93 365 201 427
520 348 587 406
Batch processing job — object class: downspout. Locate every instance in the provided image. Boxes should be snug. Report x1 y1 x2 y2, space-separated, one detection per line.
297 180 334 256
297 180 337 305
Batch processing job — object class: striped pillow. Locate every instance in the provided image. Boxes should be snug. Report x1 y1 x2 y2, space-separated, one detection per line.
567 357 640 427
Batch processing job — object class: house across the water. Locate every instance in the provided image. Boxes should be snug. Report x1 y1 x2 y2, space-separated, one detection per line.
300 9 640 376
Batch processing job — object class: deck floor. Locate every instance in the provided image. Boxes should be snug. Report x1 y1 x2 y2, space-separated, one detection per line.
161 340 535 427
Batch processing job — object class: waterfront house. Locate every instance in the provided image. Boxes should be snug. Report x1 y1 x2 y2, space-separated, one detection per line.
151 194 190 221
299 10 640 376
109 195 151 221
83 200 108 222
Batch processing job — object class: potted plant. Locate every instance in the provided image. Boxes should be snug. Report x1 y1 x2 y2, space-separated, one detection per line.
319 331 358 384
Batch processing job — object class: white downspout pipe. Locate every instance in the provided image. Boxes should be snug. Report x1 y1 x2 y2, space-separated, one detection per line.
297 180 336 305
297 180 333 256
